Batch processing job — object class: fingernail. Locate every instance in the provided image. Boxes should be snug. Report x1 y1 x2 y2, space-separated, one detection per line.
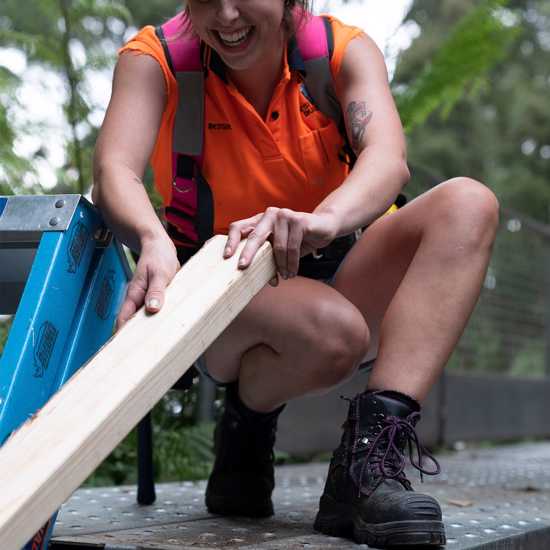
147 298 160 309
224 246 231 257
239 259 246 268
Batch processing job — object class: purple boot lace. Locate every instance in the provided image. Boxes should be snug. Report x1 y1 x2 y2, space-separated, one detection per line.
350 411 441 496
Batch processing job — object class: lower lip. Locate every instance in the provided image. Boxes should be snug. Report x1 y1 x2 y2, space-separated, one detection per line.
215 28 255 54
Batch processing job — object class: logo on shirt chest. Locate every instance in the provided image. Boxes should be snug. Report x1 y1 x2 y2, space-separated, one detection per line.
300 84 318 117
300 102 316 117
208 122 232 130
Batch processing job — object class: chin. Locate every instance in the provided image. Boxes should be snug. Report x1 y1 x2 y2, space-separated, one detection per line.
221 52 262 72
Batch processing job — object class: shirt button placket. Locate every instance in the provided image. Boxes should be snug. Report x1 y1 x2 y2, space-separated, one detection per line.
269 108 281 143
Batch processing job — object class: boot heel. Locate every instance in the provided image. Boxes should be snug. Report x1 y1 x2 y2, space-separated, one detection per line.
313 494 353 538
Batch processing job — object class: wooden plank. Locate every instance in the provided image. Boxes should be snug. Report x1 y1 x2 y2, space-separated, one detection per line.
0 235 275 549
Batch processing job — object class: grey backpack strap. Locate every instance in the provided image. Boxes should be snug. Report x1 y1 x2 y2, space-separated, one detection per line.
173 71 204 156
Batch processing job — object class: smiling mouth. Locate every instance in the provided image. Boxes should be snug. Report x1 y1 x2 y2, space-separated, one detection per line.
215 26 254 48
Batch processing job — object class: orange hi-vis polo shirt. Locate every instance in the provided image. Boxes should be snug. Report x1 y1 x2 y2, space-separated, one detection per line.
120 16 364 237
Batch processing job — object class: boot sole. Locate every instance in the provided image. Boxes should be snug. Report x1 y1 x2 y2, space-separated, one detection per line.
205 493 274 519
313 494 353 538
353 515 446 548
315 495 445 547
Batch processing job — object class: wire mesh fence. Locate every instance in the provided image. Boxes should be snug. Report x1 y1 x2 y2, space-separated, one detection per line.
449 207 550 377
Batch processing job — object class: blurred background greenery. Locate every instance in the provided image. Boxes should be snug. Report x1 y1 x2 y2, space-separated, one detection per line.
0 0 548 484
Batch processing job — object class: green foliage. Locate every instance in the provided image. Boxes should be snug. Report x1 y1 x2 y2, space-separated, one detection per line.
0 318 12 356
396 0 550 220
0 65 34 192
0 0 184 195
152 421 214 482
121 0 181 27
395 0 520 132
0 0 132 194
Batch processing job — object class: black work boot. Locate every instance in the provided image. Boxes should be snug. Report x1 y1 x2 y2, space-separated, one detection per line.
314 390 446 548
205 382 284 518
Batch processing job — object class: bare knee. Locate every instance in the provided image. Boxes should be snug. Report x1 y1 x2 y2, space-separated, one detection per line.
305 298 369 390
432 177 500 250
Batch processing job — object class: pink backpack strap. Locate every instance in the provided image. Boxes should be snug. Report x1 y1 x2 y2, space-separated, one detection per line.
161 15 202 71
294 11 330 60
157 13 213 251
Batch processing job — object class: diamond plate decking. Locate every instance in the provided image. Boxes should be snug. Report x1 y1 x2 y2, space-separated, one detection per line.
50 442 550 549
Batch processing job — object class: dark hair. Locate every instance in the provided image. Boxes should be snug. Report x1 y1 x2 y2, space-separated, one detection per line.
283 1 314 36
179 1 313 38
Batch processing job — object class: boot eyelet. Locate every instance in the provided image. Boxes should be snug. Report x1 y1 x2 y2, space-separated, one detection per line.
358 437 369 445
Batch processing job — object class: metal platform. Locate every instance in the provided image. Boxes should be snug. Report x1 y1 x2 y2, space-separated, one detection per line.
51 442 550 549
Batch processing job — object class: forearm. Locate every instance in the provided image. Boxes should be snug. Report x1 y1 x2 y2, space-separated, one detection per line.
92 159 174 254
314 146 410 237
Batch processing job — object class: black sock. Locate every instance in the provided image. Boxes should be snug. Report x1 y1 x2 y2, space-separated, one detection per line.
225 381 285 423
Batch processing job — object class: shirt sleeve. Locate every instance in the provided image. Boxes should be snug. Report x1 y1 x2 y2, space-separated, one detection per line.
324 15 366 78
118 25 177 98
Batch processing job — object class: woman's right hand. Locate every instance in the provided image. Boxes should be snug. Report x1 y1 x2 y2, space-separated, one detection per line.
116 235 180 330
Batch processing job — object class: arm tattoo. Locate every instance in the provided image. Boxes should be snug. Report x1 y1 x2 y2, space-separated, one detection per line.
346 101 373 152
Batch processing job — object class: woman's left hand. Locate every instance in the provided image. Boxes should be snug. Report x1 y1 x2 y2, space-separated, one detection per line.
224 207 339 280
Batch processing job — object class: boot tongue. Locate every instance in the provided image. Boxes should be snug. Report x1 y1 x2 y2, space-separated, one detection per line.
360 390 420 420
349 390 421 494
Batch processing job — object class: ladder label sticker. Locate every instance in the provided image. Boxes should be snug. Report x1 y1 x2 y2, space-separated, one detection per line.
0 197 6 217
33 321 58 378
67 221 90 273
29 518 51 550
95 270 115 320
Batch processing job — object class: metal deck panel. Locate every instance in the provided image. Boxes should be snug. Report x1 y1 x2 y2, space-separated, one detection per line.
51 442 550 549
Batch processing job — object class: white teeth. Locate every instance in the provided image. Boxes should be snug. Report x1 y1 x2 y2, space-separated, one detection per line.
218 27 252 46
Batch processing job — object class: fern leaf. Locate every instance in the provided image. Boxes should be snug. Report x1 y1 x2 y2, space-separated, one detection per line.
396 0 520 132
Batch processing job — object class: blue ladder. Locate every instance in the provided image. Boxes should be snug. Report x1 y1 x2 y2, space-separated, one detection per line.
0 194 131 550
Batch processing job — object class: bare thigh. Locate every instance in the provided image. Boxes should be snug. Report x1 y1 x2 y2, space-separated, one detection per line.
203 275 369 383
332 212 418 357
332 178 496 356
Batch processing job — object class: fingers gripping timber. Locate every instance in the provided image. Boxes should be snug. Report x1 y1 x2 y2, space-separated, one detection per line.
0 235 275 550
